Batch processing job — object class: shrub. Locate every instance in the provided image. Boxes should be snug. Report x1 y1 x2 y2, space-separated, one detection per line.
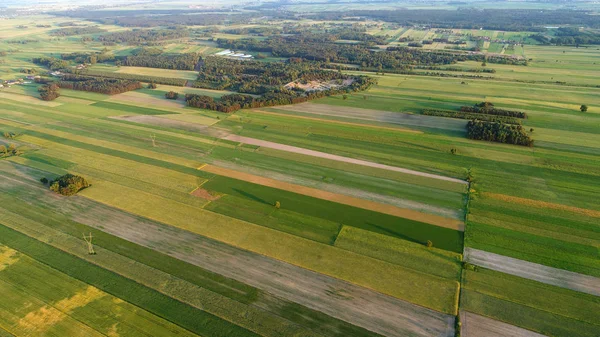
580 104 588 112
147 82 157 89
165 91 179 99
48 174 90 196
40 177 48 184
426 240 433 248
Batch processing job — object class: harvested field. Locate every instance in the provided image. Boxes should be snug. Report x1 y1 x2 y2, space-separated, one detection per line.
107 92 186 110
201 164 464 230
0 167 456 337
253 110 422 134
460 311 548 337
275 102 468 131
191 187 221 201
464 248 600 296
0 92 62 107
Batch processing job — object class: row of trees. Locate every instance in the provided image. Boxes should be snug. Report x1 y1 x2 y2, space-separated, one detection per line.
460 102 528 119
57 75 142 95
422 109 520 124
43 174 90 196
467 120 533 147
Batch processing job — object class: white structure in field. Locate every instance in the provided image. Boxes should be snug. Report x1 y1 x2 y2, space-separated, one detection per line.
214 49 254 59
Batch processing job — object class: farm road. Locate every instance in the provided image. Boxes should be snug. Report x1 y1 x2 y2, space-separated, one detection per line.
113 115 467 185
0 163 455 337
464 248 600 296
460 311 548 337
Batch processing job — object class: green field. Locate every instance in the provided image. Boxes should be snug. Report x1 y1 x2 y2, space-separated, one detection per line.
1 8 599 337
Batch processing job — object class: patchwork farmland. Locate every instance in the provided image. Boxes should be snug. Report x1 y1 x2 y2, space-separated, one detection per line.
1 4 600 337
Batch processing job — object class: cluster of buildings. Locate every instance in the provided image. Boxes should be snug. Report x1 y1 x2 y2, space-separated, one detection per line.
0 75 38 88
214 49 254 59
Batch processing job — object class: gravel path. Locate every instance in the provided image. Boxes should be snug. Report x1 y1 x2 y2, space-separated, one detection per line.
460 311 548 337
464 248 600 296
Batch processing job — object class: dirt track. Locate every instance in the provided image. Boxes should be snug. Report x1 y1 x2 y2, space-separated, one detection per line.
464 248 600 296
113 115 467 186
202 164 464 231
460 311 547 337
0 163 455 337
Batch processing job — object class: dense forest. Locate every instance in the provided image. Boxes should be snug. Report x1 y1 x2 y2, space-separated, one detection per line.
467 120 533 146
49 26 106 36
32 56 69 70
80 69 188 86
57 74 142 95
123 52 200 70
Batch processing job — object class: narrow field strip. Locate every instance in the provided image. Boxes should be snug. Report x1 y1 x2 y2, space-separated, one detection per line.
483 192 600 218
221 134 468 185
253 110 423 134
460 311 548 337
464 248 600 296
201 164 464 231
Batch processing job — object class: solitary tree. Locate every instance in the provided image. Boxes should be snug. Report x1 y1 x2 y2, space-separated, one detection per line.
580 105 588 112
342 94 348 100
275 201 281 209
426 240 433 248
147 82 157 89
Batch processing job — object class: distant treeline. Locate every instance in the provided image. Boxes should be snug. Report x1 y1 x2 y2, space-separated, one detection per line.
57 74 142 95
49 26 106 36
50 9 287 27
304 9 600 31
96 28 189 45
217 36 525 69
467 120 533 146
530 27 600 46
422 109 520 124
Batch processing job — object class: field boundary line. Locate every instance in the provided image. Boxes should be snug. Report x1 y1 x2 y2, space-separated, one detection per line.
464 248 600 296
201 164 465 231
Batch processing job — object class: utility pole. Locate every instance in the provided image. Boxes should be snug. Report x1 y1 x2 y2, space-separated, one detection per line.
83 233 96 255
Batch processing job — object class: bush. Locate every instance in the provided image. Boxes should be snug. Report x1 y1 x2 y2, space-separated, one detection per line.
48 174 90 196
147 82 157 89
580 104 588 112
40 177 48 184
165 91 179 99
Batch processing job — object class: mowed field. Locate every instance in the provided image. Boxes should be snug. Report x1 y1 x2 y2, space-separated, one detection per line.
1 15 600 337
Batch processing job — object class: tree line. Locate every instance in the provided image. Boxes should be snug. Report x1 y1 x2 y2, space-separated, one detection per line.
49 26 106 36
96 27 189 45
122 52 200 70
460 102 527 119
57 74 142 95
422 109 520 124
